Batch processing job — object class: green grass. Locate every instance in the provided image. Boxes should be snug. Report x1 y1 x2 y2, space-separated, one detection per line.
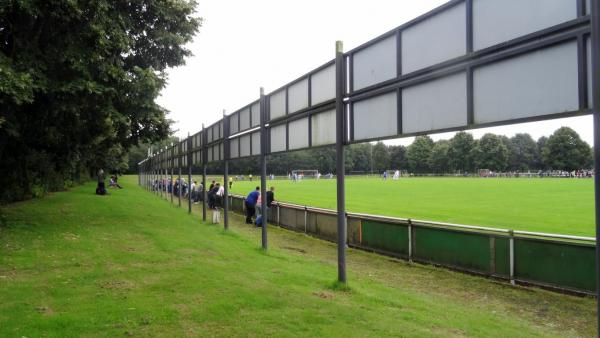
224 176 594 236
0 176 595 337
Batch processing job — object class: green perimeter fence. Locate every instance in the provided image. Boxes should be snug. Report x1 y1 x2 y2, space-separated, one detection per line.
226 194 595 294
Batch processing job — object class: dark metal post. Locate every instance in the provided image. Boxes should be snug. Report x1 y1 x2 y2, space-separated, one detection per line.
188 134 192 214
153 158 156 195
260 87 268 249
164 160 168 200
335 40 347 284
590 0 600 333
154 161 158 195
170 143 174 205
160 152 163 198
178 158 182 207
223 110 230 230
163 149 166 199
202 124 207 222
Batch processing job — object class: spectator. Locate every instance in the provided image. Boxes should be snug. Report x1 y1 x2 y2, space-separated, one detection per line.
216 183 224 207
245 187 260 224
96 169 107 195
266 186 275 208
190 180 196 202
197 181 204 202
208 183 220 223
109 175 123 189
208 183 219 209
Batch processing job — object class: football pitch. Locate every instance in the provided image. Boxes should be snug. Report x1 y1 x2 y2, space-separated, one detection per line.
224 176 594 237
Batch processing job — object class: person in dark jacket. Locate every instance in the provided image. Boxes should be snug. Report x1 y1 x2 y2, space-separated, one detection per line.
208 183 220 210
266 186 275 208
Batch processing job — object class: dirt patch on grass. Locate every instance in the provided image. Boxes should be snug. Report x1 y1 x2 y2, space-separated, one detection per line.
98 280 135 290
36 306 55 316
312 291 334 300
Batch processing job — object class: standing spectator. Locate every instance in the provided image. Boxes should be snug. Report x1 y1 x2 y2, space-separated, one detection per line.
245 187 260 224
190 180 196 202
198 181 204 202
209 180 216 193
208 183 220 223
249 174 253 181
266 186 275 208
216 183 224 208
229 176 233 190
96 169 106 195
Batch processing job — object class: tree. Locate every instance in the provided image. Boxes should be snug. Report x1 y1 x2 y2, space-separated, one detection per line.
542 127 592 171
345 143 370 173
448 132 475 172
371 142 390 173
536 136 549 169
428 140 451 173
471 134 509 171
0 1 201 202
389 145 408 170
507 133 539 171
407 136 434 173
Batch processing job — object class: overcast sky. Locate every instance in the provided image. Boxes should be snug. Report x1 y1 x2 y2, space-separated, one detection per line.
157 0 594 146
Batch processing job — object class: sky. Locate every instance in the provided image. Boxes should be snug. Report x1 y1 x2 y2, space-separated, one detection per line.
157 0 594 146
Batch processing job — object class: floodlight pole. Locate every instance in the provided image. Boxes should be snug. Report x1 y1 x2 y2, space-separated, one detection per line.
202 124 207 222
335 40 347 284
223 109 230 230
591 0 600 333
188 133 192 214
260 87 268 250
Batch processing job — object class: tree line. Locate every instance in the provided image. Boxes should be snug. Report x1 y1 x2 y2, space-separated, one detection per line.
131 126 593 176
0 1 200 202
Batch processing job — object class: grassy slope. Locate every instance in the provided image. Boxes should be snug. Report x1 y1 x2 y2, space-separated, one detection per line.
225 177 594 236
0 176 595 337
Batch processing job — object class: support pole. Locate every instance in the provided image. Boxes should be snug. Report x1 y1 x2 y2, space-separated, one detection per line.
202 124 207 222
153 161 157 195
335 40 347 284
589 0 600 332
260 87 268 250
509 230 515 285
188 134 192 214
223 110 230 230
178 163 182 207
170 144 174 205
408 219 413 263
165 166 168 200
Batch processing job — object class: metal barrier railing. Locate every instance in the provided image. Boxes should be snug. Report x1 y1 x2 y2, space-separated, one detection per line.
227 194 595 295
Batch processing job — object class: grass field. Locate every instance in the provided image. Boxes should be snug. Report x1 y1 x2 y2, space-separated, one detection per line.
0 176 596 336
223 176 594 237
